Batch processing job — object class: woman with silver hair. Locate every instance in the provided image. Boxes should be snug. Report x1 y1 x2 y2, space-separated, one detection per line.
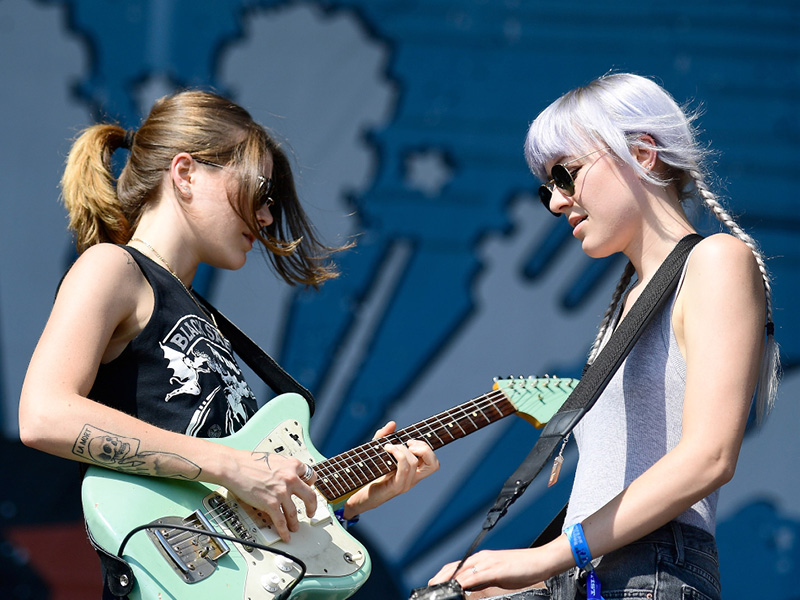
430 73 779 600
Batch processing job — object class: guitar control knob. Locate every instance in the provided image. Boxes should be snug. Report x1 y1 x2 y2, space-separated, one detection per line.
261 573 282 593
275 555 294 572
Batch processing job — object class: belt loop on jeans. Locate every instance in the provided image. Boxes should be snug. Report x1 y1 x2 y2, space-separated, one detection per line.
670 521 685 567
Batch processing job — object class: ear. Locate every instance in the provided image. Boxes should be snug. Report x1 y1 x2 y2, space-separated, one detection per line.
169 152 195 198
631 134 658 172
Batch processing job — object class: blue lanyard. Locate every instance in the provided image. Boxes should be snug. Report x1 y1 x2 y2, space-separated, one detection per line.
587 570 604 600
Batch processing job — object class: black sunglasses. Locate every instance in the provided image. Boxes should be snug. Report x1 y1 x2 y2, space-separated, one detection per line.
193 157 275 208
537 148 607 217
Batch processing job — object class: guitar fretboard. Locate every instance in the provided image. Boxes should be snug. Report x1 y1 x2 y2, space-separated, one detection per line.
313 389 516 502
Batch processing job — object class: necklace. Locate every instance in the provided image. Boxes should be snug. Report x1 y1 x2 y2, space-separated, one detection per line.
129 238 219 329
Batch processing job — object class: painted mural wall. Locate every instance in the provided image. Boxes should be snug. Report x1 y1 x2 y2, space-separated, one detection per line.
1 1 797 598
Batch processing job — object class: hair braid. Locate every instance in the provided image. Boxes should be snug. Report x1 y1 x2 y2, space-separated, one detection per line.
587 261 636 364
690 169 780 419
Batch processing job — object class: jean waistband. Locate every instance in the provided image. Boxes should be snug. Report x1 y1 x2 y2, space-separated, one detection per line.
630 520 717 557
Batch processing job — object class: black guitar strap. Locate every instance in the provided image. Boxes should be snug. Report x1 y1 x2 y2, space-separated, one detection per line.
193 292 316 416
456 233 703 564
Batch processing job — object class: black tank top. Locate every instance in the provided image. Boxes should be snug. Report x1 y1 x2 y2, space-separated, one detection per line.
89 246 257 438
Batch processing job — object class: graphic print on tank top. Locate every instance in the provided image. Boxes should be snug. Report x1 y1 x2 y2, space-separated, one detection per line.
159 313 256 437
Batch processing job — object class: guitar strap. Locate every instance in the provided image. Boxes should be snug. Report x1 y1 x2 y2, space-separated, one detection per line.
193 292 316 416
456 233 703 565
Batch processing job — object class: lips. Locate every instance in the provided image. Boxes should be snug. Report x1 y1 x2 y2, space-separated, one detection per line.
568 215 587 229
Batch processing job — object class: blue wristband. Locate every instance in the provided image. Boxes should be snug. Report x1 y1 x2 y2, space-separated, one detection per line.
563 523 593 569
564 524 605 600
334 507 360 528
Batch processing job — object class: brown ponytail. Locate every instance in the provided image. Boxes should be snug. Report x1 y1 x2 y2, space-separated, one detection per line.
60 124 132 251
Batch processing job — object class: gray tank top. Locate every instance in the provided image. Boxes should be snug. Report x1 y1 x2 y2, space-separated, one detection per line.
564 256 717 535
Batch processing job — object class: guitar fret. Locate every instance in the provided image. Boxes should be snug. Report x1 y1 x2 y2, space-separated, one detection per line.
330 454 361 490
343 446 379 485
463 409 479 430
317 458 349 499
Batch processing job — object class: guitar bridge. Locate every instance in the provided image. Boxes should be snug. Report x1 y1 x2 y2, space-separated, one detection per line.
145 510 229 584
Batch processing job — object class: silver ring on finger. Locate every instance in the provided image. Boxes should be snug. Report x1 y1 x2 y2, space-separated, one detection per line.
471 566 478 575
300 463 315 483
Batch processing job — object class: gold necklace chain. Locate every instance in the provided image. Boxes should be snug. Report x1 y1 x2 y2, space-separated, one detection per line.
129 238 218 329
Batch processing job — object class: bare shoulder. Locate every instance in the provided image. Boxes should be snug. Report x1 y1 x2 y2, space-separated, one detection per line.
681 233 764 316
61 244 143 292
688 233 758 271
56 244 148 318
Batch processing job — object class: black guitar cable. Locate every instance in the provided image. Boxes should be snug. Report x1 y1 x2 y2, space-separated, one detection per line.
117 523 307 599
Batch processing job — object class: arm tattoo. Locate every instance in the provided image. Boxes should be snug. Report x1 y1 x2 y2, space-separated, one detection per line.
252 452 274 468
73 424 202 480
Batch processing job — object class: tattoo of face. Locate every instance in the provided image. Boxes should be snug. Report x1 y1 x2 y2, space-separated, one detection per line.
73 425 201 480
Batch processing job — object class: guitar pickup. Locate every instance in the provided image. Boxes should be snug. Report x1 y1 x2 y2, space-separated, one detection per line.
145 510 229 584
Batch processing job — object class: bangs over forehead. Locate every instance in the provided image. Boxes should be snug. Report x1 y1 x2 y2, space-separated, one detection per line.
524 85 627 182
525 74 704 192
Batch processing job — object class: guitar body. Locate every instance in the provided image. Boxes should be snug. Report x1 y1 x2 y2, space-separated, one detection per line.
82 392 371 600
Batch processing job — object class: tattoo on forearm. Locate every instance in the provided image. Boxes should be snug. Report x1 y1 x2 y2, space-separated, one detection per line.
73 424 202 480
253 452 273 468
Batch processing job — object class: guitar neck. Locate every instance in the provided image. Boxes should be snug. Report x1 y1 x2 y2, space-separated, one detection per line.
313 389 516 502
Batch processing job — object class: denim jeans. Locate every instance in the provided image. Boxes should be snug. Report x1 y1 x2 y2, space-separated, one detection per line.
486 521 721 600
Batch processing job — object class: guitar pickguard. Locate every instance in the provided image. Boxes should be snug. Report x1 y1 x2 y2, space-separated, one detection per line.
200 418 366 599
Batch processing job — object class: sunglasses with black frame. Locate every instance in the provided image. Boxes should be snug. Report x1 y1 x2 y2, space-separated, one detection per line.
537 148 608 217
193 156 275 209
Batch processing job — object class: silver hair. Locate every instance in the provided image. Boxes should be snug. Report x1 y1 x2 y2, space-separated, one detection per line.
525 73 779 421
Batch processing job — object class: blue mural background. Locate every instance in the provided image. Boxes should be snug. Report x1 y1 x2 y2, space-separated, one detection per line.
0 0 798 598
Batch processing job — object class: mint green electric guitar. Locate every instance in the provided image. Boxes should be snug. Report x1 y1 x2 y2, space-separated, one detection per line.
82 376 577 600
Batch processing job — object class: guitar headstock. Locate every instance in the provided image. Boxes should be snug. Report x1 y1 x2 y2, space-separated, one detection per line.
493 376 578 428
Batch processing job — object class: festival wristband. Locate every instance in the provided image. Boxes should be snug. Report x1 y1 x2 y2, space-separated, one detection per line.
563 523 593 569
564 524 605 600
334 507 360 528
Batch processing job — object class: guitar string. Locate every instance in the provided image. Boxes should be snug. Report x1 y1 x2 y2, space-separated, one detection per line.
314 387 520 498
314 378 576 498
155 503 260 553
317 387 510 474
315 389 512 497
316 388 505 477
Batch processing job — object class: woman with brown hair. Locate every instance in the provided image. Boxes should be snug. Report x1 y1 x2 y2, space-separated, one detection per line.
19 89 438 597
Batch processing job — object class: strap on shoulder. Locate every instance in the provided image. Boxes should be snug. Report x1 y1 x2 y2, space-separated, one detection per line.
193 293 316 416
458 234 703 562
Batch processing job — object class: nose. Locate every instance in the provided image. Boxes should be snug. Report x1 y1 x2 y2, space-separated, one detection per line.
548 186 573 216
256 204 273 228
